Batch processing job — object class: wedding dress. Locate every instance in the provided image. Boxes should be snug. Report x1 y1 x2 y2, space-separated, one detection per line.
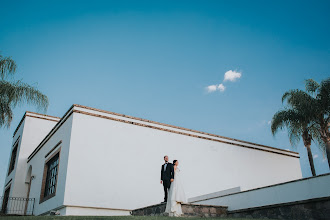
165 167 187 217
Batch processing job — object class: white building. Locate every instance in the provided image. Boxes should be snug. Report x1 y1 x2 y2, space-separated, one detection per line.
2 104 302 216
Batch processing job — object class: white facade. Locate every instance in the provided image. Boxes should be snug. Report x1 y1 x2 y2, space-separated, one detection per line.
3 112 60 198
2 104 302 216
2 112 60 215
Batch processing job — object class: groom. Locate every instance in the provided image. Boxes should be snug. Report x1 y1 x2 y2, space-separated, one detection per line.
160 155 174 203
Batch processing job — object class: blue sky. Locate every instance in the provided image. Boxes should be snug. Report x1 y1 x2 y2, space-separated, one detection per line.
1 0 329 191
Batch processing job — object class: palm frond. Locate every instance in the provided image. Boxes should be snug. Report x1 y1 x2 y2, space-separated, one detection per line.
305 79 320 94
317 77 330 117
0 80 49 110
281 89 316 120
0 55 17 79
271 109 300 134
0 101 13 128
271 109 308 147
287 123 303 147
0 80 49 128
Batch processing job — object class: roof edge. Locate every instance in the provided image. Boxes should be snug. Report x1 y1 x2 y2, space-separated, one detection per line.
13 111 60 137
12 112 27 138
27 105 75 162
26 111 61 119
27 103 300 162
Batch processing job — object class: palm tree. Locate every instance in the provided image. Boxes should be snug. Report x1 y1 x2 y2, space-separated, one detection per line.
305 78 330 168
271 89 318 176
0 54 48 128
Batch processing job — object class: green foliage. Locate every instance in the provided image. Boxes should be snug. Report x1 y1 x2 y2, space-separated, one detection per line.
272 91 316 149
316 78 330 118
304 78 330 149
272 77 330 153
305 79 320 94
0 54 16 79
305 78 330 118
0 54 48 128
271 109 306 147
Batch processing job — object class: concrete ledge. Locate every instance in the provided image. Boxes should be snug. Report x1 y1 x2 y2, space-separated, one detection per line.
228 196 330 220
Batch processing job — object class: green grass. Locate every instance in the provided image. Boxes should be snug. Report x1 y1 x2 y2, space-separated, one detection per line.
0 216 270 220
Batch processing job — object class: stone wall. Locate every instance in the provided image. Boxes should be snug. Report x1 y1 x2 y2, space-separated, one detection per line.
228 196 330 220
131 203 228 217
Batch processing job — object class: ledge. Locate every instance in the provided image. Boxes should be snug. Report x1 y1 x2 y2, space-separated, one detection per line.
228 196 330 214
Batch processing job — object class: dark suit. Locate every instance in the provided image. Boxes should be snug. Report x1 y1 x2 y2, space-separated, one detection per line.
161 162 174 202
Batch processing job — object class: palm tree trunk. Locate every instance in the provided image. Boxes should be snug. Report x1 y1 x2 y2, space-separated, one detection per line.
306 145 316 176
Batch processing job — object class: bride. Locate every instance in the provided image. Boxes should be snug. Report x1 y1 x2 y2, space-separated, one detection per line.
165 160 187 217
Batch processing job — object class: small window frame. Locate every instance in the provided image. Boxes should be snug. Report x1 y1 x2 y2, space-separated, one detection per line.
7 139 19 176
39 147 61 204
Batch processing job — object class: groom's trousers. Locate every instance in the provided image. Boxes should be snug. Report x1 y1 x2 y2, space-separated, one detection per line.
163 180 171 202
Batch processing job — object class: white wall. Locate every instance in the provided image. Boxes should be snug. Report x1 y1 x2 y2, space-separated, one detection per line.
65 207 130 216
26 114 73 216
63 106 302 212
37 206 129 216
192 173 330 211
3 113 59 200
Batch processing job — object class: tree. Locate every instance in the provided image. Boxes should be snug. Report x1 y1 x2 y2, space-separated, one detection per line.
305 78 330 168
0 54 48 128
271 89 318 176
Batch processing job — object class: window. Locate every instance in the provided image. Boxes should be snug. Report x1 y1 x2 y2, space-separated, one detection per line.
1 186 10 214
40 149 60 203
44 154 59 197
7 144 18 175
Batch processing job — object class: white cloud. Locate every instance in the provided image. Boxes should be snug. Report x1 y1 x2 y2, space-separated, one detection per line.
205 69 241 94
206 84 226 93
218 84 226 92
267 120 271 125
206 85 217 93
224 70 242 82
313 154 319 159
